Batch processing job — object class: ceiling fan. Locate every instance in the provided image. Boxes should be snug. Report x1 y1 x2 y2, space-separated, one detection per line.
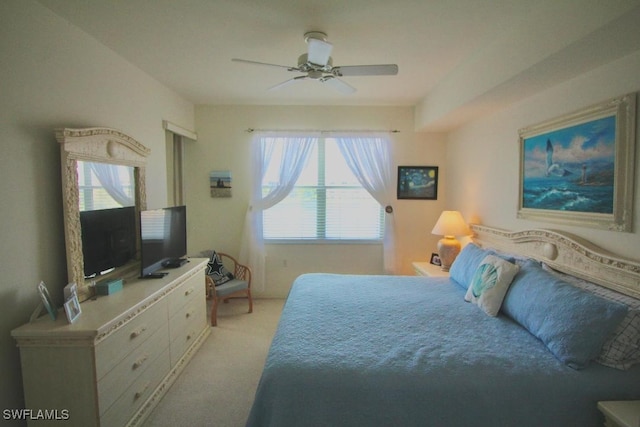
232 31 398 94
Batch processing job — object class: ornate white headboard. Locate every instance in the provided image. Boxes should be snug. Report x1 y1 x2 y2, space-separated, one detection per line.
471 224 640 299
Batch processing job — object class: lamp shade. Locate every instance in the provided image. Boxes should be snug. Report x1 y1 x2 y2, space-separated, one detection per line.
431 211 471 237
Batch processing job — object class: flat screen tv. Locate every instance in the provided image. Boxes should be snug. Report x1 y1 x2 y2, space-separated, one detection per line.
80 206 137 278
140 205 187 278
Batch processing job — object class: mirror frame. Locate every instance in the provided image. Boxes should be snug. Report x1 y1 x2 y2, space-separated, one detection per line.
56 127 150 302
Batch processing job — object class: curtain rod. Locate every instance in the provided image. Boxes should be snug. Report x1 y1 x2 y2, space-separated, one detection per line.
245 128 400 133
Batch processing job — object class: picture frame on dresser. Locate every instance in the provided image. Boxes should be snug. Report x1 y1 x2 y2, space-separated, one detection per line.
64 293 82 323
37 281 56 320
517 92 636 232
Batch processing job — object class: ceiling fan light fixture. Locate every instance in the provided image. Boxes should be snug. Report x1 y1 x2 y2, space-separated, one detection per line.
307 37 333 67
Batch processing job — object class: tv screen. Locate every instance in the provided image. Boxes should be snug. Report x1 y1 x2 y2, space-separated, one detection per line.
80 206 137 278
140 205 187 277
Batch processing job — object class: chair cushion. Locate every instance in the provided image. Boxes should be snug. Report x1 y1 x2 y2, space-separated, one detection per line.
206 251 234 286
215 279 249 298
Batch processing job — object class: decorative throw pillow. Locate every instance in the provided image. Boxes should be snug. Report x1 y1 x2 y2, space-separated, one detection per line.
206 251 234 286
465 255 520 317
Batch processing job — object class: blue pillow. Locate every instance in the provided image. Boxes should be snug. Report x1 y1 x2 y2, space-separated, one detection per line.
502 260 628 369
449 243 494 290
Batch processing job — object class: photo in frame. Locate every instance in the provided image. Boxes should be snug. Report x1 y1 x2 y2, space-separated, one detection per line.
518 93 636 231
37 281 57 320
397 166 438 200
210 170 232 197
430 252 442 266
64 294 82 324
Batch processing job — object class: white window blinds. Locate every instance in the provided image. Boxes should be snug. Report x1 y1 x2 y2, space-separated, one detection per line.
262 138 384 241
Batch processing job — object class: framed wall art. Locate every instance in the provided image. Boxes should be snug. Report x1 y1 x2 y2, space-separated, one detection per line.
210 170 232 197
518 92 636 232
397 166 438 200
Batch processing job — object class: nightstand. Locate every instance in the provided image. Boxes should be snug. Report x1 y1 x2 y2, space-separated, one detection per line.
412 262 450 277
598 401 640 427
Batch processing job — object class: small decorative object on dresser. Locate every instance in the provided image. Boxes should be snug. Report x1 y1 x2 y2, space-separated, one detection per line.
64 293 82 324
36 281 56 321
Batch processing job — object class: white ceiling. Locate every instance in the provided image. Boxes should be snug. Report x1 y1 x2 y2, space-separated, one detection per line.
37 0 640 130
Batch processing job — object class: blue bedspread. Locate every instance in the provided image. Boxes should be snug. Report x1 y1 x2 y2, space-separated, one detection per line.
246 274 640 427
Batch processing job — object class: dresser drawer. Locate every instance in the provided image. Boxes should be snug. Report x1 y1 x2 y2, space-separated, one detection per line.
168 273 203 317
169 302 207 366
100 347 170 427
97 320 169 416
95 298 167 380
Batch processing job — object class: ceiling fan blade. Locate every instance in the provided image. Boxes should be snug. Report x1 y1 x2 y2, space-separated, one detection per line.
307 38 333 66
321 76 356 94
332 64 398 76
232 58 300 71
268 75 308 91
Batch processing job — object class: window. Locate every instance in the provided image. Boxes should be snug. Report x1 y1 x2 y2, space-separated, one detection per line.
262 138 384 241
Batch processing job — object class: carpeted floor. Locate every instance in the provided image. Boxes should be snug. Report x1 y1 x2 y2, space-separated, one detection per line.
142 298 285 427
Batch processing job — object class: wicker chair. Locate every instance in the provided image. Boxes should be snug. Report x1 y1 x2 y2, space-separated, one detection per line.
205 252 253 326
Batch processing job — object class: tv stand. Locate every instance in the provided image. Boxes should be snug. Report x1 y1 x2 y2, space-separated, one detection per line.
11 259 209 427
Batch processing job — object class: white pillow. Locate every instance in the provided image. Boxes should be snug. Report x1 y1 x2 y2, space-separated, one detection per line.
465 255 520 317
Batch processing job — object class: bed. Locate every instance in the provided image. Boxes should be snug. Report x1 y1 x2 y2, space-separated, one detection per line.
246 225 640 427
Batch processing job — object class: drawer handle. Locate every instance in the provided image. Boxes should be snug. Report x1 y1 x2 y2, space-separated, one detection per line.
184 287 194 297
132 354 149 370
130 326 147 339
185 309 195 319
134 382 150 400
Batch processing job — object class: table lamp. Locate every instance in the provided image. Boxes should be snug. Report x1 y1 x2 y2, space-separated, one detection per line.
431 210 471 271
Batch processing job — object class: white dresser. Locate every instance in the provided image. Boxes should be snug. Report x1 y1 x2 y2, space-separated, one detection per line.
11 259 210 427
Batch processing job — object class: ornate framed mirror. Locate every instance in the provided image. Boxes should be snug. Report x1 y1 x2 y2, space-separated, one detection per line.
56 127 150 301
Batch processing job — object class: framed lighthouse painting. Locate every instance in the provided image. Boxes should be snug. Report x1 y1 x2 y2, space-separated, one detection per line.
517 93 636 232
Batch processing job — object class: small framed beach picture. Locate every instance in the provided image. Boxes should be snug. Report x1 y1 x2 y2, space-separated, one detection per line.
518 93 636 232
397 166 438 200
210 170 232 197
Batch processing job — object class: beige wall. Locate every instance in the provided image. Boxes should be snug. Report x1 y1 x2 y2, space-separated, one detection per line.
0 0 194 415
189 105 447 296
447 50 640 259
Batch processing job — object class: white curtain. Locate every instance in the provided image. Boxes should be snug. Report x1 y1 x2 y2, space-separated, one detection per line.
239 133 317 290
334 134 396 274
89 162 135 207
